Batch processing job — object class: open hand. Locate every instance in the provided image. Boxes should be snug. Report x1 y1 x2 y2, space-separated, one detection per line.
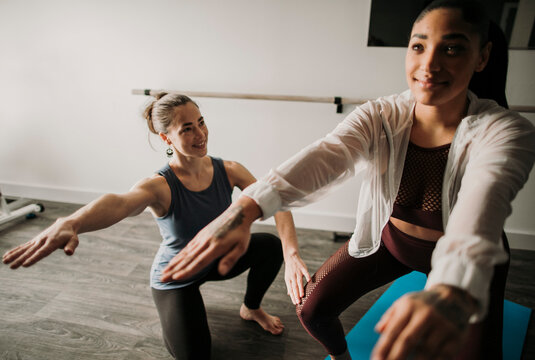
2 218 79 268
284 253 311 305
161 202 257 281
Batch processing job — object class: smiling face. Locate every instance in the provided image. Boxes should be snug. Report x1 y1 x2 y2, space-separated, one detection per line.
161 102 208 158
405 8 490 109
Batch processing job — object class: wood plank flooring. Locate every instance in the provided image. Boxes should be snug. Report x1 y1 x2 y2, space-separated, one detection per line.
1 200 533 359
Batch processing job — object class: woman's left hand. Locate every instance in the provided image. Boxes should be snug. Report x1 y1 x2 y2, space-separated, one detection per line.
371 285 478 360
284 252 311 305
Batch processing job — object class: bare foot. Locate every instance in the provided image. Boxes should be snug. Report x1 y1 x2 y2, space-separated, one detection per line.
239 304 284 335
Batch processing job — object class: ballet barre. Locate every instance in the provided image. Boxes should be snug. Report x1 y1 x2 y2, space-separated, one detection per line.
132 89 367 113
132 89 535 114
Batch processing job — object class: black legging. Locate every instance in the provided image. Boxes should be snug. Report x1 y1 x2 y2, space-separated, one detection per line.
152 232 283 360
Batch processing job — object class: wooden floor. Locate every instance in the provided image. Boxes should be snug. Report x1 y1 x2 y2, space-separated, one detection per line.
1 199 533 360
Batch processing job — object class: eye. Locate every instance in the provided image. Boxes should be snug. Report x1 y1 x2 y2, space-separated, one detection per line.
199 119 205 127
181 127 192 134
444 44 465 56
410 43 424 52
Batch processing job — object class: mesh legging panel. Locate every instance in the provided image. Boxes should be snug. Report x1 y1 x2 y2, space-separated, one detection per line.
296 241 409 355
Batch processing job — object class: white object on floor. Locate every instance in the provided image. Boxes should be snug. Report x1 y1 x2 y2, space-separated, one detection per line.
0 188 43 227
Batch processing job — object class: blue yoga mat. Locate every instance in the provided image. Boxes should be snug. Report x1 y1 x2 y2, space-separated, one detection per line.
325 271 531 360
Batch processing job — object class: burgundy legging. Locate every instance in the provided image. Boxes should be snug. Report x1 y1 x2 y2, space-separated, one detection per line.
296 221 509 359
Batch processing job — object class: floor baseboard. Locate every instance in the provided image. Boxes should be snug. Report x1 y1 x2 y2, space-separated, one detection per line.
3 181 534 251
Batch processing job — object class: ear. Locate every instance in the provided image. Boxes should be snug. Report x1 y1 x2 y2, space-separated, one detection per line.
475 41 492 72
159 132 172 145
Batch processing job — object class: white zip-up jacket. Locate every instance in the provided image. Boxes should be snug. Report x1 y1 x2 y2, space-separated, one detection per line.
243 89 535 321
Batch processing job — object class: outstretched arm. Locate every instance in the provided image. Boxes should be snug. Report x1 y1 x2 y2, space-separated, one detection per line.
161 195 262 280
160 104 378 281
373 113 535 359
2 176 163 269
161 160 310 288
161 160 262 280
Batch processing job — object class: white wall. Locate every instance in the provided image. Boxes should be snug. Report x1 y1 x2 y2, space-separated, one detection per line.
1 0 534 248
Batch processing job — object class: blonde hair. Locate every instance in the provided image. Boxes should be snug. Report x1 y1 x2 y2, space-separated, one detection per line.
143 93 198 134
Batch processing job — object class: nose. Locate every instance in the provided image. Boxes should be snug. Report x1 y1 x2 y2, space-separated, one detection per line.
420 47 441 73
193 126 206 139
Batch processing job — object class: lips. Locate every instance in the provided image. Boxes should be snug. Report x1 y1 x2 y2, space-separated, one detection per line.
193 141 206 149
415 77 448 89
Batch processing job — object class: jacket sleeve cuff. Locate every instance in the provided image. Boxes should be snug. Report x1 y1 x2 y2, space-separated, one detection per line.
240 181 282 220
425 257 492 323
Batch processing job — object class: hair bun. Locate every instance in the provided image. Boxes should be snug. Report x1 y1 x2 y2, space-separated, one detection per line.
155 92 168 100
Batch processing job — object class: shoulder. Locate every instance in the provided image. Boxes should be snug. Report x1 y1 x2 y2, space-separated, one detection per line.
459 96 535 166
223 160 252 178
342 90 414 132
131 174 169 197
129 174 171 216
222 160 256 189
155 162 173 177
356 90 413 113
466 93 534 137
375 90 414 121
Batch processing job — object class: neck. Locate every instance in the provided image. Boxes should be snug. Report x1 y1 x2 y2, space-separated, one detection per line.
411 93 469 147
171 154 208 176
414 96 468 131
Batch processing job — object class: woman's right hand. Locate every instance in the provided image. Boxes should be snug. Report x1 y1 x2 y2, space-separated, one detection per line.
2 218 80 269
161 196 262 281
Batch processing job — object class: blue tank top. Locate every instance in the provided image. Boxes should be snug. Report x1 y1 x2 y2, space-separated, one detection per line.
150 156 233 289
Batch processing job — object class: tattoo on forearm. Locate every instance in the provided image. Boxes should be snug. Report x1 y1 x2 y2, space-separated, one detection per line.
409 287 477 331
210 205 245 239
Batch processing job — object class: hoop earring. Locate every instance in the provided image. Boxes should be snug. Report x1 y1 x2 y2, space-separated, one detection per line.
166 147 173 158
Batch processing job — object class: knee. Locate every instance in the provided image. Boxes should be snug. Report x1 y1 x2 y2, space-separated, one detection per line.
256 232 283 261
296 299 318 330
296 287 319 328
295 301 306 322
271 234 283 261
296 277 337 330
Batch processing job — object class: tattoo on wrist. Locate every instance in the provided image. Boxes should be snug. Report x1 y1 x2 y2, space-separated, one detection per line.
211 205 245 239
409 287 477 331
